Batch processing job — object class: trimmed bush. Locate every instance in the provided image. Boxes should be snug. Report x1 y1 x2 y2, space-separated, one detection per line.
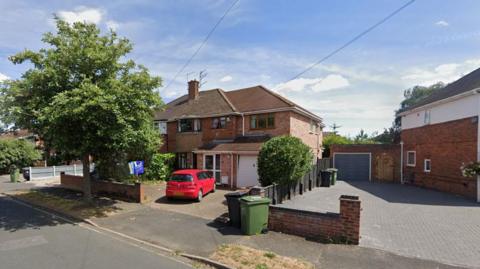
0 139 42 173
257 136 313 186
144 153 175 181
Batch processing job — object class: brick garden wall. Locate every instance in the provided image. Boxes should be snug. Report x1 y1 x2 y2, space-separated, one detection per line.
60 173 147 203
331 144 401 182
268 195 361 244
401 117 478 199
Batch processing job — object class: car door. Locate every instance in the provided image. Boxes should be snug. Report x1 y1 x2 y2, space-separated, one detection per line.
196 172 206 192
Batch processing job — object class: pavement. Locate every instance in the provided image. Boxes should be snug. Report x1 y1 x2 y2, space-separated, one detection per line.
93 204 467 269
0 195 193 269
0 174 60 193
277 180 480 269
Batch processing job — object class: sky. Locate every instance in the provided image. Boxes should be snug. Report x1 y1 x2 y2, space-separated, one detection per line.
1 0 480 136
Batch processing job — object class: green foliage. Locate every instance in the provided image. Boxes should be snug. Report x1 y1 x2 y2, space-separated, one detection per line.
144 153 175 181
399 82 444 111
257 136 313 186
0 139 41 173
322 134 352 158
461 162 480 177
352 129 375 144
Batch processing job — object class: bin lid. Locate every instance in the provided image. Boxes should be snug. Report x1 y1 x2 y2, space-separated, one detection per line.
326 168 338 171
240 195 271 205
224 191 249 198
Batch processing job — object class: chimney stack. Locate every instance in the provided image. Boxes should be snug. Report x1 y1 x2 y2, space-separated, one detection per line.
188 80 200 100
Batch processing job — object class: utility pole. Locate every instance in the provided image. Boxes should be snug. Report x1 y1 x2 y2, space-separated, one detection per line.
330 123 341 135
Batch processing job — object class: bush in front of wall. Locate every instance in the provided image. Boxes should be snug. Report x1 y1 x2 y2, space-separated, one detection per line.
257 136 313 187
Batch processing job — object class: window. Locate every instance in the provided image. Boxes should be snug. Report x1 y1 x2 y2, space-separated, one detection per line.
250 114 275 129
170 174 193 182
178 119 201 132
407 151 416 167
424 159 431 172
310 120 316 133
177 153 188 169
211 117 227 129
424 110 431 125
204 154 221 183
153 121 167 134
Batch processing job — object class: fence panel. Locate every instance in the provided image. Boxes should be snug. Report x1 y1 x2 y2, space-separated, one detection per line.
29 164 83 180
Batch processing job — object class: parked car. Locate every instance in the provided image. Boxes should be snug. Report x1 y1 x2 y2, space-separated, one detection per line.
165 169 216 202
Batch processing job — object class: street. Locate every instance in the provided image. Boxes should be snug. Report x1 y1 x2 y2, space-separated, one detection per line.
0 195 192 269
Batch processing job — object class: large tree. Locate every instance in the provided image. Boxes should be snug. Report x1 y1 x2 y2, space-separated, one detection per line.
0 19 162 200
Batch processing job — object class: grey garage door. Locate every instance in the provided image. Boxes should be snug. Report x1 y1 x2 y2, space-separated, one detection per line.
334 153 370 181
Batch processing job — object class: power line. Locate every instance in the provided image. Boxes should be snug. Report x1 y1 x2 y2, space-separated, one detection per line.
163 0 240 90
280 0 415 85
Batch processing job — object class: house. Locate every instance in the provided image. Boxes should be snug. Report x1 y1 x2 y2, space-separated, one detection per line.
398 68 480 201
154 80 324 188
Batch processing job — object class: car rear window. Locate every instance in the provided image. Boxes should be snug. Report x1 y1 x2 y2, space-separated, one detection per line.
170 174 193 182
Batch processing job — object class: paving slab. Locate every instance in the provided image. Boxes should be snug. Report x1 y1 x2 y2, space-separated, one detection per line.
277 181 480 268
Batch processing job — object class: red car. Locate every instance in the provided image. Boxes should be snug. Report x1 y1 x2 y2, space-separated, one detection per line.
166 169 216 202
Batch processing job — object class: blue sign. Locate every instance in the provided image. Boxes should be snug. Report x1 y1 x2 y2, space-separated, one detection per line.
128 161 144 176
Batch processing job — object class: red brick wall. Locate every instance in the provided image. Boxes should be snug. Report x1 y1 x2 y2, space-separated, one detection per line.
167 121 177 152
237 111 291 137
331 144 401 182
401 117 478 198
202 116 237 142
268 195 361 244
60 174 147 203
290 112 321 159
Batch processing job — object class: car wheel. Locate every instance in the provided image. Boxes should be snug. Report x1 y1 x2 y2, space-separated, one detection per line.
212 184 216 193
196 190 203 202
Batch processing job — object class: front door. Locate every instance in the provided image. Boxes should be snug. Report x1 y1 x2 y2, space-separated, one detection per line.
204 154 221 184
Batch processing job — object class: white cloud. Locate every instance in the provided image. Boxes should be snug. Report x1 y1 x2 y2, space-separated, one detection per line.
57 7 103 24
0 73 9 82
435 20 449 27
275 74 350 93
402 59 480 86
220 75 233 82
106 20 120 30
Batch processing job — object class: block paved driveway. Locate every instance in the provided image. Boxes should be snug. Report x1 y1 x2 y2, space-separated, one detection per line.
278 180 480 268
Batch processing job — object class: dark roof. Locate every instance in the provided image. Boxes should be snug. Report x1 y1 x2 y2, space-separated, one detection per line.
155 85 322 122
154 89 236 121
403 67 480 112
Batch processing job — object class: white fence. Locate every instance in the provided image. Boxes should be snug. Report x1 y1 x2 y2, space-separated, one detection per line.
28 164 83 180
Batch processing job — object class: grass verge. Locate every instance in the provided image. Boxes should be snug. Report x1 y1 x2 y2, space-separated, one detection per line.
211 244 314 269
13 190 121 219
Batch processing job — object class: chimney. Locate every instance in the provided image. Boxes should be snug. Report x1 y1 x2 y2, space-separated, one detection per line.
188 80 200 100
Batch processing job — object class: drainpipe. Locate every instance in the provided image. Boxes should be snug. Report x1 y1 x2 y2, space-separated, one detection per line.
241 114 245 136
230 153 234 188
400 141 404 184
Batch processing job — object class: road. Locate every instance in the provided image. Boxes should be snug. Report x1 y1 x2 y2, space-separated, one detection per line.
0 195 193 269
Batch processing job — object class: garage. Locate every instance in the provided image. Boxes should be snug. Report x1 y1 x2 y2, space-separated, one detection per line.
237 155 260 187
333 153 371 182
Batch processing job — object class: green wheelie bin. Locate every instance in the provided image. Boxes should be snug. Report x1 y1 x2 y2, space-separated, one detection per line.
240 196 271 235
327 168 338 185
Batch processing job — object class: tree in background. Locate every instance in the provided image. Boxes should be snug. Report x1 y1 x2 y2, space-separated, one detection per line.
0 139 41 174
322 133 352 158
257 136 313 187
0 19 162 201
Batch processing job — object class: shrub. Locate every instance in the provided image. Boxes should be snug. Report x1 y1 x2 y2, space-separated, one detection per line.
144 153 175 181
0 139 42 173
257 136 313 186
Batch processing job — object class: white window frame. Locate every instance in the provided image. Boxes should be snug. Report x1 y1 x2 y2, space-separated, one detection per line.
424 159 431 173
406 151 416 167
203 154 221 183
424 109 431 125
154 121 167 134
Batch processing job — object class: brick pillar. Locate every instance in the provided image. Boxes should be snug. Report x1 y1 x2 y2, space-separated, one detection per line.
136 182 146 203
339 195 361 244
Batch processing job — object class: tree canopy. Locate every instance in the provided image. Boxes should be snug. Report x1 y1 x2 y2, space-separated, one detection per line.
0 139 41 173
0 19 163 200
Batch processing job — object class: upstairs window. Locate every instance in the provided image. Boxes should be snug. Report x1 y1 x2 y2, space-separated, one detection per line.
407 151 416 167
178 119 201 132
211 117 227 129
250 114 275 129
153 121 167 134
424 110 431 125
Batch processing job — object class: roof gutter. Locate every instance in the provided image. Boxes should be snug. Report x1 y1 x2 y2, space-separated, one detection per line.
397 88 480 117
193 150 259 154
242 107 324 124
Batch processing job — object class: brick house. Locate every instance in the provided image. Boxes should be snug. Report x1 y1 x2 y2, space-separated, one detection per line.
154 80 324 188
398 68 480 201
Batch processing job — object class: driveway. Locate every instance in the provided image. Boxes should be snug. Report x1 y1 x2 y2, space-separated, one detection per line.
277 180 480 269
147 182 231 220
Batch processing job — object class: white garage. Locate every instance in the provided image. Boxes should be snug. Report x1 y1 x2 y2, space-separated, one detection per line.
236 155 260 187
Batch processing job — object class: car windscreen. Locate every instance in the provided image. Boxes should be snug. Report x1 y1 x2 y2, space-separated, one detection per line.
170 174 193 182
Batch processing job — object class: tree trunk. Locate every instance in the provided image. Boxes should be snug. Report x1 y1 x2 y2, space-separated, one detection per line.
82 154 92 202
